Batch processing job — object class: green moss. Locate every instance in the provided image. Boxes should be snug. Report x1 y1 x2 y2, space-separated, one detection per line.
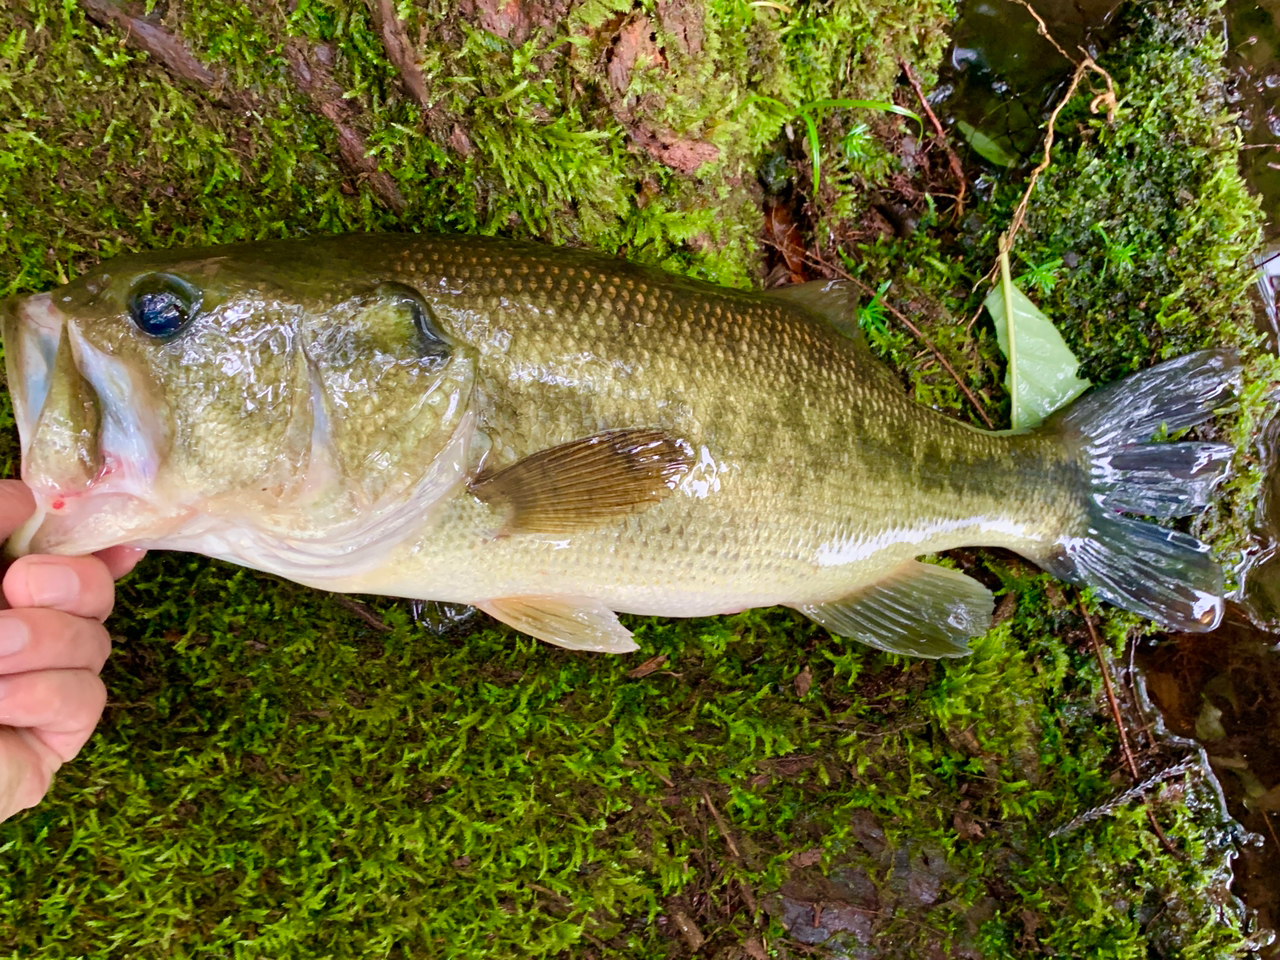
0 555 1249 957
1015 2 1262 381
0 0 1268 956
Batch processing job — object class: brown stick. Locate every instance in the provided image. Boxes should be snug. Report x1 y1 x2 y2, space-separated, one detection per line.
284 38 407 214
1079 597 1181 856
802 251 997 429
80 0 253 111
984 0 1118 287
363 0 433 110
702 789 741 859
1265 811 1280 856
700 788 761 914
1010 0 1072 61
898 58 967 213
334 596 393 633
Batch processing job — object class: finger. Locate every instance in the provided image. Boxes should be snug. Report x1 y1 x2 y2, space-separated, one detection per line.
0 669 107 763
3 555 116 621
94 545 148 581
0 608 112 675
0 481 35 543
0 726 60 823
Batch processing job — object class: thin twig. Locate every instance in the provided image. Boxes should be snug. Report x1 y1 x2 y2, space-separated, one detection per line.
700 788 761 915
1001 55 1116 253
1079 597 1181 856
976 1 1119 291
1265 810 1280 855
334 595 392 633
803 251 997 429
1079 602 1139 775
898 58 967 213
702 789 741 859
1010 0 1073 61
1048 756 1200 838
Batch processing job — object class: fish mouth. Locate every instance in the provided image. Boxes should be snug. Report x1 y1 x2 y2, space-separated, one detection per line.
3 294 175 556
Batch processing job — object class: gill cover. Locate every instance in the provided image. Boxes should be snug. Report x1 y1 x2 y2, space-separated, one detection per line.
4 262 477 581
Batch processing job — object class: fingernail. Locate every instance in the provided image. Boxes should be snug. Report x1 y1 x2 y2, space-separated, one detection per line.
22 561 81 607
0 619 29 658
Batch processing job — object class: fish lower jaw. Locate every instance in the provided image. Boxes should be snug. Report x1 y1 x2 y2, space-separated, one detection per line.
14 487 192 557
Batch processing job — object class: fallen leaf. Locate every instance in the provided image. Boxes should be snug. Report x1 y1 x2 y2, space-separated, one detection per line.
670 910 705 951
953 810 985 840
449 124 474 156
627 654 668 678
1251 782 1280 813
765 199 808 285
794 664 813 697
985 249 1091 430
957 119 1018 168
991 592 1018 626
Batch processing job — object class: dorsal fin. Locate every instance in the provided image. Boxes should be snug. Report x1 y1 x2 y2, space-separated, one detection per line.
765 280 862 342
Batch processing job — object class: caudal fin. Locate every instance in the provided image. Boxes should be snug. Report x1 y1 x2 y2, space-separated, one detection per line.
1038 350 1240 632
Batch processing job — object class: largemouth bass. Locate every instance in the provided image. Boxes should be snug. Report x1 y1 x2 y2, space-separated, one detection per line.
0 235 1238 656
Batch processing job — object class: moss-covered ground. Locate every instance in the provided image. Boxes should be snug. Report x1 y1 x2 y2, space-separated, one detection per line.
0 0 1272 956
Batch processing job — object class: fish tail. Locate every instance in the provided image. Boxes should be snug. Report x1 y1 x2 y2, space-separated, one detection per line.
1037 349 1241 632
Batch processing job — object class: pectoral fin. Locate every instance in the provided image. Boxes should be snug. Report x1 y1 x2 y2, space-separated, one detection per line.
480 596 638 653
795 560 993 659
470 429 693 534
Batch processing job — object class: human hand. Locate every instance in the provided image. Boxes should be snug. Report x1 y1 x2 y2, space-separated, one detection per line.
0 480 145 823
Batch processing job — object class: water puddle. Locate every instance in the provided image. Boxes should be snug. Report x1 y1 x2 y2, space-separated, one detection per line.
933 0 1122 171
1228 0 1280 236
1136 612 1280 950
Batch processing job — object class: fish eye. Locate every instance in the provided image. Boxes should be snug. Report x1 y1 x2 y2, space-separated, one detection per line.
374 282 450 361
127 274 202 340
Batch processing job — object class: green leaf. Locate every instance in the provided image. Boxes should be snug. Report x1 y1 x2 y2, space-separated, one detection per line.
985 250 1091 430
956 120 1018 168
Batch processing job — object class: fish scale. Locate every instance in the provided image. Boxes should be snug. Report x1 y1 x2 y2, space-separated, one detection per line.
316 238 1071 613
2 234 1237 655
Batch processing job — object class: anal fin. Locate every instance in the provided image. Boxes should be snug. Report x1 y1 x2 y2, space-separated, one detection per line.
479 596 639 654
795 560 993 659
470 429 693 535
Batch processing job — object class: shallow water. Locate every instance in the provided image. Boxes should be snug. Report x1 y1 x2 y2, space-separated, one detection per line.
1227 0 1280 235
933 0 1122 170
